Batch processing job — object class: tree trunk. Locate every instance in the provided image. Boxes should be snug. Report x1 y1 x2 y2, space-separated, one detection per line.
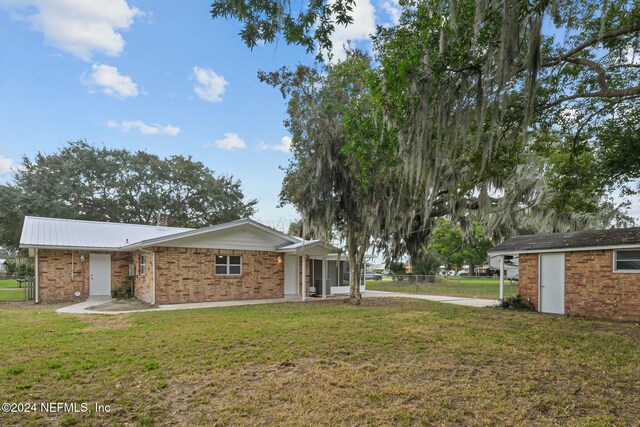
346 222 362 305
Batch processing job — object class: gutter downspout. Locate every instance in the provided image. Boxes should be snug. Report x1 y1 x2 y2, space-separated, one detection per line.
139 247 156 305
35 248 39 304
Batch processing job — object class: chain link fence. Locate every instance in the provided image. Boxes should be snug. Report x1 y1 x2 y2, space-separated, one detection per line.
0 276 35 302
366 275 518 299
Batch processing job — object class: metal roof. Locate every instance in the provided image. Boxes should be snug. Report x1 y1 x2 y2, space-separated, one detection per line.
120 218 299 250
488 227 640 255
20 216 193 250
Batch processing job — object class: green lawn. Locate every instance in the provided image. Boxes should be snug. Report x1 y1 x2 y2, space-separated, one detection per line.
0 289 27 301
0 280 27 301
367 277 515 298
0 279 19 288
0 299 638 426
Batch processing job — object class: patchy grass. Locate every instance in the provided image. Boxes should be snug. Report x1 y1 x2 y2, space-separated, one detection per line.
367 277 514 298
0 299 638 426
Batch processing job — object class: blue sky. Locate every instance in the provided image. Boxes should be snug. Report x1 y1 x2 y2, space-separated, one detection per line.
2 0 637 230
0 0 397 229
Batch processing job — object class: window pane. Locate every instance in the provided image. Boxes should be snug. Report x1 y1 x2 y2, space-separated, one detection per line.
215 255 227 265
215 265 227 275
229 256 241 265
617 251 640 261
617 260 640 270
229 265 241 275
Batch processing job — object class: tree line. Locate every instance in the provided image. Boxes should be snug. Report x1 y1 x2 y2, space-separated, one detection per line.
0 141 257 249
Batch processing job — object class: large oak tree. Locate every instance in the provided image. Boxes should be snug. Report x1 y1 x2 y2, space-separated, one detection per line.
0 141 257 248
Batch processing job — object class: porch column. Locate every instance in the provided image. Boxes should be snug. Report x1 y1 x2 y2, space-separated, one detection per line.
301 255 307 301
499 255 505 301
321 257 327 299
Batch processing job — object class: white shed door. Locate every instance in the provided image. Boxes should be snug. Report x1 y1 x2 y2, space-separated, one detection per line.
284 255 298 295
539 253 565 314
90 254 111 296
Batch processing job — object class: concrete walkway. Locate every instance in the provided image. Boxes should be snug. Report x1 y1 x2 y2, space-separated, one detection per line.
56 295 304 315
363 290 498 307
56 291 498 315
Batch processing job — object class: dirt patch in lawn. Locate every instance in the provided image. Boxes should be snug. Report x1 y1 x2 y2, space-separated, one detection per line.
86 299 156 312
73 315 135 333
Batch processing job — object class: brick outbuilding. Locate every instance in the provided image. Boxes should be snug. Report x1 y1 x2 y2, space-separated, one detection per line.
20 216 349 305
489 228 640 322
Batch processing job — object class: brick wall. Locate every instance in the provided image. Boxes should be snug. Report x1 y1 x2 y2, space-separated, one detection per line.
153 247 284 304
133 251 154 304
518 250 640 321
565 250 640 321
518 253 539 310
37 249 131 302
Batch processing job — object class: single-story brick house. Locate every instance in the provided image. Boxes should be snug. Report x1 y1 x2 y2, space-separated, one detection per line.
489 228 640 321
20 216 359 304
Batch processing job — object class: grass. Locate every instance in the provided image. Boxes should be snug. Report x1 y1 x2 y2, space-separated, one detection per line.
0 279 28 301
0 289 27 301
367 277 513 298
0 279 20 288
0 299 638 426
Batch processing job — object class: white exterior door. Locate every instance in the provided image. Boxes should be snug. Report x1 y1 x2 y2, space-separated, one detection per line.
90 254 111 296
284 255 298 295
539 253 565 314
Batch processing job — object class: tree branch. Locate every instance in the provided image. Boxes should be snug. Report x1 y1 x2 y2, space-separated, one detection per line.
542 23 640 67
565 57 609 90
545 86 640 108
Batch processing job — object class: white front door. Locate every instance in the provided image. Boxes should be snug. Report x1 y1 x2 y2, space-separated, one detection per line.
539 253 565 314
284 255 298 295
90 254 111 296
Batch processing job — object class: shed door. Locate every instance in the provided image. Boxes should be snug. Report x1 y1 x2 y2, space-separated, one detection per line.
90 254 111 296
539 253 565 314
284 255 298 295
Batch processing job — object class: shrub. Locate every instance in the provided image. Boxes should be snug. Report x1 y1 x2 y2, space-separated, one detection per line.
388 261 405 275
499 294 534 311
413 252 441 276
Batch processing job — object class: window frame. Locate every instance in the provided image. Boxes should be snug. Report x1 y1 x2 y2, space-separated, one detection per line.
613 250 640 273
214 255 242 276
139 254 146 276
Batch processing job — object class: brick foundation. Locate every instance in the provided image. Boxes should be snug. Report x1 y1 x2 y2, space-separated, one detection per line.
518 250 640 321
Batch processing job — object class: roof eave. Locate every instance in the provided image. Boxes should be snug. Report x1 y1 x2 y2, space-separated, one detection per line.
122 218 299 249
19 244 127 251
488 242 640 256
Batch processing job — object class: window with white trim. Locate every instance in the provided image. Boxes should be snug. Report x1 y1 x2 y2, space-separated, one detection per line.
215 255 242 275
614 250 640 271
139 254 146 276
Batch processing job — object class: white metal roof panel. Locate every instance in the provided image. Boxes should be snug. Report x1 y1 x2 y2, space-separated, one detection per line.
20 216 193 249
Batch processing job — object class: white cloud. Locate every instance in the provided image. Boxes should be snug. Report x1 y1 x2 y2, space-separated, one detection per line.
84 64 138 98
254 140 270 151
205 133 246 150
272 136 292 152
625 47 640 65
106 120 180 136
0 154 15 174
328 0 376 61
0 0 142 61
253 136 292 153
380 0 401 26
193 66 228 103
